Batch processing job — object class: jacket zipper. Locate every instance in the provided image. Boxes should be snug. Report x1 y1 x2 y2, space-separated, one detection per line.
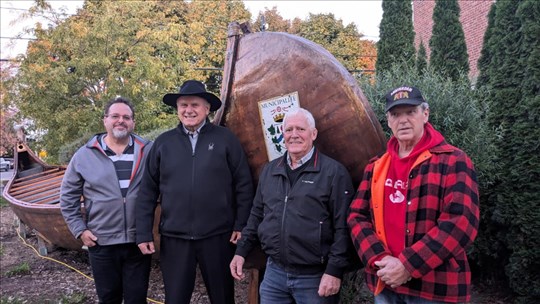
319 221 324 264
190 135 196 239
123 197 127 241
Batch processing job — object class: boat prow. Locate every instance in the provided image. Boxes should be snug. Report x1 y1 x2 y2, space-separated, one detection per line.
2 142 83 251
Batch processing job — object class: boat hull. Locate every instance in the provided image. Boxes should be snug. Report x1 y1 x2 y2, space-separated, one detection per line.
2 142 83 251
216 30 386 186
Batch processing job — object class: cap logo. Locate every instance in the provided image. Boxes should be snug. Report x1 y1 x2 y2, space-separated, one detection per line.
390 86 413 96
393 91 409 100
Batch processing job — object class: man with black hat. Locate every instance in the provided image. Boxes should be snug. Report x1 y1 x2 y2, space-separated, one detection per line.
348 86 480 303
136 80 254 304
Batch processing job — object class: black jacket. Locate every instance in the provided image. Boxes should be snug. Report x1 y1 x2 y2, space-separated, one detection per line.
236 149 354 278
136 122 254 242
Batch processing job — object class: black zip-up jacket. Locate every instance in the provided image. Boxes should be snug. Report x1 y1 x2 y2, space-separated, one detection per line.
136 122 253 242
236 149 354 278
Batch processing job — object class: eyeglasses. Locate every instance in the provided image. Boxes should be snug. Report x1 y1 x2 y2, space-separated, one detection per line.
105 114 133 121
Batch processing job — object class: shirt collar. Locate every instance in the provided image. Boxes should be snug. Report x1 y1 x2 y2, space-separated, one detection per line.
100 134 133 151
287 147 315 168
183 120 206 137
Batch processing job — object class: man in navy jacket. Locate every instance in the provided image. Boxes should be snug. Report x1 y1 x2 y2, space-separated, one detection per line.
136 80 253 304
230 108 354 304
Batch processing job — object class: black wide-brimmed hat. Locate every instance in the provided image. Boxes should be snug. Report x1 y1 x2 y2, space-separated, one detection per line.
163 80 222 112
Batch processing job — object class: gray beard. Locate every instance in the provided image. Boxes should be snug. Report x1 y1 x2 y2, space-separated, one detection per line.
112 129 129 139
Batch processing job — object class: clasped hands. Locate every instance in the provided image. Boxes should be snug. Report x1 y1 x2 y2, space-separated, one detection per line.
374 255 412 289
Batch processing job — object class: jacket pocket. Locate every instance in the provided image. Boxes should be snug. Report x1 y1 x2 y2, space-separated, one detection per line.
86 198 125 237
287 218 327 265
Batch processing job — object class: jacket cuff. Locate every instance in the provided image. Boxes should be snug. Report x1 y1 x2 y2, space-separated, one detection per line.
234 244 251 258
369 252 391 268
325 263 345 279
135 233 154 244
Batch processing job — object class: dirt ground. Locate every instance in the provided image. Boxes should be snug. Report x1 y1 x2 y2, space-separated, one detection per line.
0 204 513 304
0 205 251 304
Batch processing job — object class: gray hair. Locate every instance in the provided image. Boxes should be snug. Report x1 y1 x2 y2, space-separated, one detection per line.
283 107 316 129
386 102 430 118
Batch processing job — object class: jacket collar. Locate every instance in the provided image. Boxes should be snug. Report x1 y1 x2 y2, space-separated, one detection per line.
177 119 213 136
87 132 149 150
273 148 320 176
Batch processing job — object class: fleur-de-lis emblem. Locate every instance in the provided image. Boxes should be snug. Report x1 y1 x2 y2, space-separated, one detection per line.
208 143 214 151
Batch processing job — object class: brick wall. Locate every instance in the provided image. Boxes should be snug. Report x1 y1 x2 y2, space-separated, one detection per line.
413 0 495 78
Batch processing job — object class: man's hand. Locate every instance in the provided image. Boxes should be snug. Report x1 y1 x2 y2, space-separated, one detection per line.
318 274 341 297
375 255 411 288
230 231 241 244
230 255 246 280
80 230 98 247
138 242 156 255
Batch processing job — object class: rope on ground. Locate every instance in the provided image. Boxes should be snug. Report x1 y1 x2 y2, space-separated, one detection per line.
15 227 164 304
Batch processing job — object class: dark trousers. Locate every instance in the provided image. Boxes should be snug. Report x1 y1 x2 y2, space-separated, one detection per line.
88 243 152 304
160 233 235 304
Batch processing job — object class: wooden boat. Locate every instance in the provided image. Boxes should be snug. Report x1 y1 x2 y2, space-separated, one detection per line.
2 140 83 253
213 22 386 303
215 22 386 186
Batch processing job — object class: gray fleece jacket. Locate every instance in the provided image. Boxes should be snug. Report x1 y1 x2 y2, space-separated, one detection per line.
60 133 152 245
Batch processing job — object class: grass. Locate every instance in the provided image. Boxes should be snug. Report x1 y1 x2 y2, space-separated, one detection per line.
58 292 88 304
4 262 30 277
0 293 88 304
0 297 26 304
0 196 8 207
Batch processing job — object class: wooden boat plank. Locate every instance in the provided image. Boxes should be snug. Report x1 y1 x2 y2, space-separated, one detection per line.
19 188 59 203
11 170 64 189
11 181 62 199
9 175 64 196
13 167 61 183
30 192 60 205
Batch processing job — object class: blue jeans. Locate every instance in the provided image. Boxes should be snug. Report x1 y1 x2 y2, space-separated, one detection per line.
374 288 448 304
260 258 339 304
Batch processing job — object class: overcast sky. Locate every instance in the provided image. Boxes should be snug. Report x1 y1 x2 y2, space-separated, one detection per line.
1 0 382 60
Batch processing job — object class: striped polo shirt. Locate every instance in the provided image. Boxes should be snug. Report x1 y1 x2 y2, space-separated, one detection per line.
100 135 134 197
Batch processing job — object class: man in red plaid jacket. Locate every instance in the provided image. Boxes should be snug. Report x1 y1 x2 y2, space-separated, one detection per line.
348 86 479 303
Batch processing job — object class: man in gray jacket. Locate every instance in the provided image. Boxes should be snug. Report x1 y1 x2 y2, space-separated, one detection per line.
61 97 152 304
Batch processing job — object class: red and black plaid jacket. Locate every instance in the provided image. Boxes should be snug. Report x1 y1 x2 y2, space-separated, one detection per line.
348 141 479 303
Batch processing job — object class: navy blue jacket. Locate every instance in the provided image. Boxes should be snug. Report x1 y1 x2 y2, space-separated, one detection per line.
236 149 354 278
136 122 253 242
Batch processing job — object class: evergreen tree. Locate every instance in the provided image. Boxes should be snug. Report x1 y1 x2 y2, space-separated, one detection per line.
429 0 469 81
376 0 415 74
477 0 540 300
416 40 427 75
476 3 497 87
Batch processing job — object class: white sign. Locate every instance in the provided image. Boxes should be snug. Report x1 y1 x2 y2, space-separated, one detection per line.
258 92 300 161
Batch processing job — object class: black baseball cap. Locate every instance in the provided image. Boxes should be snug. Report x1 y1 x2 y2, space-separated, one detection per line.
385 86 425 112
